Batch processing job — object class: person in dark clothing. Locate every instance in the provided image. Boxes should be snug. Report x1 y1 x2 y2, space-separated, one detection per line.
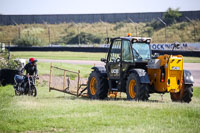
22 58 38 76
13 57 39 92
21 58 38 89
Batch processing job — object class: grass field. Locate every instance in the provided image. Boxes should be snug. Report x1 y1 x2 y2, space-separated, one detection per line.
0 84 200 133
183 56 200 63
1 53 200 132
11 51 200 63
12 51 107 61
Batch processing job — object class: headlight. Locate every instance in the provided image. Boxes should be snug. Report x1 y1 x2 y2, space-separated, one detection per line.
146 39 151 43
190 76 194 82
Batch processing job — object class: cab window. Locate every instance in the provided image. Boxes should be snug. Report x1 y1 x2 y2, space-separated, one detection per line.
109 40 121 62
132 43 151 61
122 40 133 62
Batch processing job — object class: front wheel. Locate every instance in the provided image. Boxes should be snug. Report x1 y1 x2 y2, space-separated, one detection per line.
87 71 108 99
32 86 37 97
14 85 22 96
126 73 149 101
29 86 37 97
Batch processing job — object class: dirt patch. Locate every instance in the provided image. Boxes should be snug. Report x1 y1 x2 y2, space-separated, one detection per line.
38 74 49 84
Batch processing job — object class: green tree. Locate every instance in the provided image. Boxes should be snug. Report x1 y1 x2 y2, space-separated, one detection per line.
0 50 20 70
163 8 182 25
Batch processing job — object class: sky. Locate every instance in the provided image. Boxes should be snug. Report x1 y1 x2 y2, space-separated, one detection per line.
0 0 200 15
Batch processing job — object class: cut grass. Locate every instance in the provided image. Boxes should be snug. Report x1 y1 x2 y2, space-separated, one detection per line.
193 86 200 98
0 85 200 133
12 51 200 63
183 56 200 63
11 51 106 61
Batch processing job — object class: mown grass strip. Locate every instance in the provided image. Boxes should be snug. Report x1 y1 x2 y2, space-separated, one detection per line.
12 51 200 63
12 51 106 61
0 85 200 132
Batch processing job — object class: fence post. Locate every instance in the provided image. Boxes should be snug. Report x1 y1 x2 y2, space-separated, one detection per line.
18 26 21 39
77 70 80 96
48 27 51 45
158 17 167 43
49 63 52 92
63 70 66 90
99 19 109 38
78 26 80 45
185 16 197 41
128 18 138 36
8 41 11 60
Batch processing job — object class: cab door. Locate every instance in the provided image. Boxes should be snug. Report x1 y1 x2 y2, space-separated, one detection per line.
106 39 121 80
121 39 134 74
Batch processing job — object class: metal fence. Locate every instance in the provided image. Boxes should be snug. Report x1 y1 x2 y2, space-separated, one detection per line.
49 64 87 97
0 19 199 45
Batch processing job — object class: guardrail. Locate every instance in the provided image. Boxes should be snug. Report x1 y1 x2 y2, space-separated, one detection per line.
5 46 200 57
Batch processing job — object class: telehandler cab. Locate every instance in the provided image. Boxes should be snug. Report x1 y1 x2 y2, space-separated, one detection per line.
87 34 194 103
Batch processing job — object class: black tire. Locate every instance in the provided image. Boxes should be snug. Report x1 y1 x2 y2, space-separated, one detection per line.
87 71 108 99
29 86 37 97
15 90 21 96
2 79 7 86
32 86 37 97
170 85 193 103
126 73 149 101
182 85 193 103
14 85 22 96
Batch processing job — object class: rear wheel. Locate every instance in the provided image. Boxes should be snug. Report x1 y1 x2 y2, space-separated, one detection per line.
87 71 108 99
126 73 149 101
170 85 193 103
182 85 193 103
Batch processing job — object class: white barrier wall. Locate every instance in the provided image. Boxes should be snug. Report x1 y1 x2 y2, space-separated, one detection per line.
151 43 200 51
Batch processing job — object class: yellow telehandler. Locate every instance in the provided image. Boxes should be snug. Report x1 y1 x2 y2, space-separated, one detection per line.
87 34 194 103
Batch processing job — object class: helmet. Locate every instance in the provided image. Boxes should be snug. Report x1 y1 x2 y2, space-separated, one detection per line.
29 58 37 63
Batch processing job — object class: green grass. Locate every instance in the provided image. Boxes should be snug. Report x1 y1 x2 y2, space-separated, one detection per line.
193 86 200 98
12 51 200 63
12 51 106 61
0 85 200 133
183 56 200 63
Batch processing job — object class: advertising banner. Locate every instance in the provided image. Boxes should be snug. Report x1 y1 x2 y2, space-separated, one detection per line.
151 43 200 51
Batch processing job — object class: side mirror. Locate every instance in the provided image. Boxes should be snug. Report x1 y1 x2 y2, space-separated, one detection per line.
101 58 107 63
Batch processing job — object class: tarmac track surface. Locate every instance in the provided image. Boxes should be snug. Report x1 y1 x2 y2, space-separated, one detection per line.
38 59 200 87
